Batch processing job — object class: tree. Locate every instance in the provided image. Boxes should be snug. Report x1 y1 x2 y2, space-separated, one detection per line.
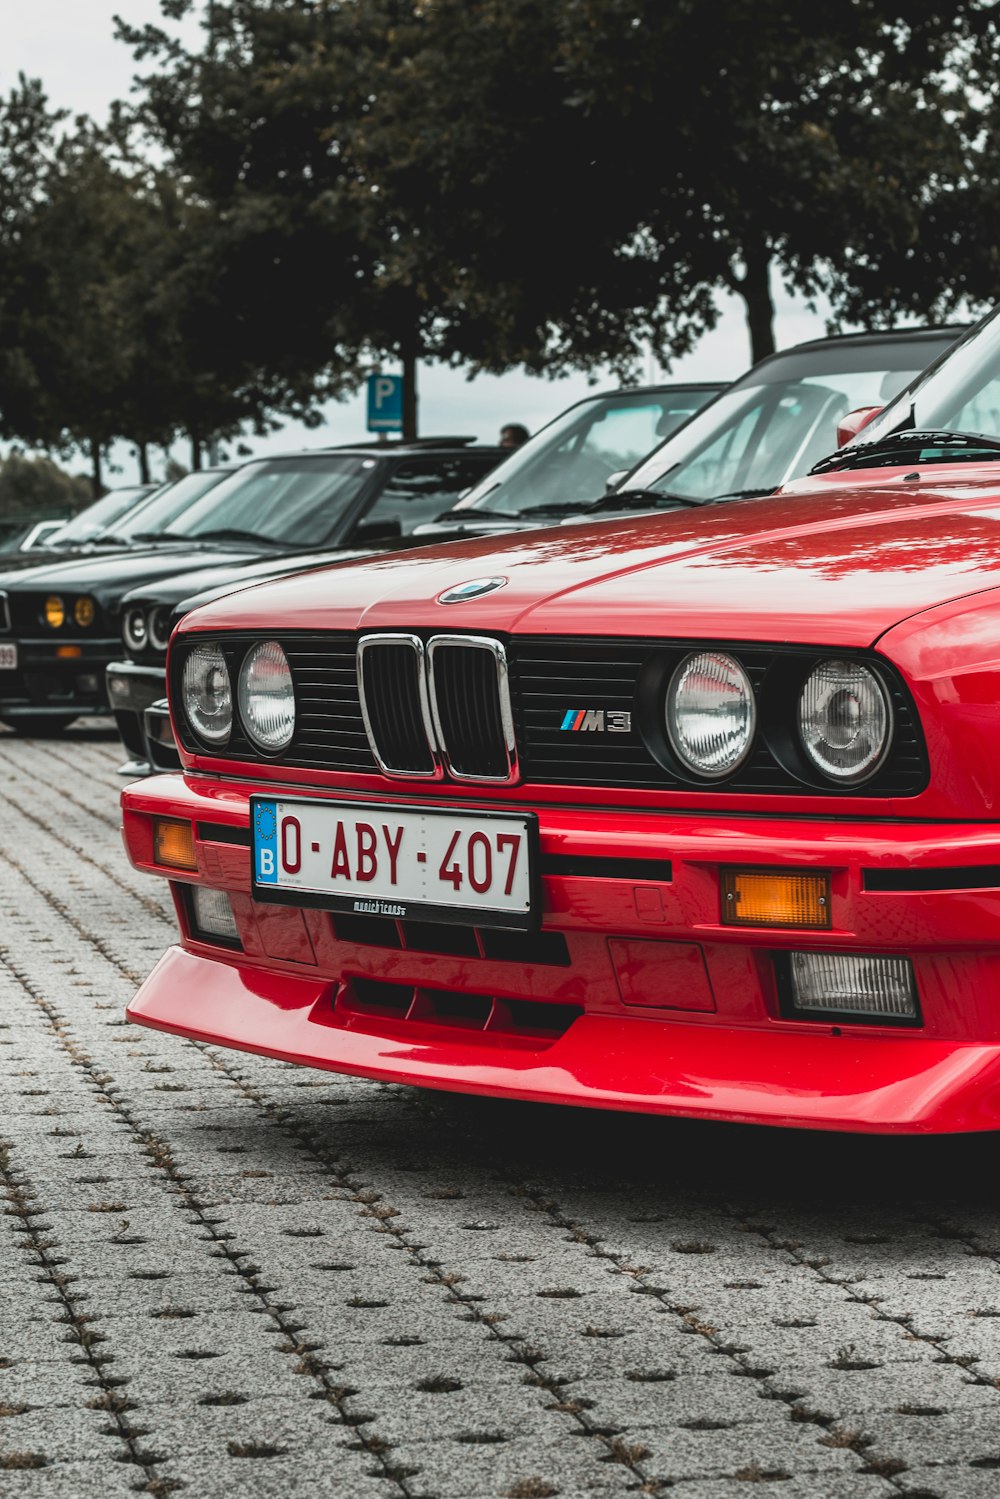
0 452 92 523
117 1 386 432
346 0 989 366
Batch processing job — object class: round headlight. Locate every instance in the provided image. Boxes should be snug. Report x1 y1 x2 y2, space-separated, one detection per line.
122 606 147 653
148 607 173 654
182 643 232 746
238 641 295 753
44 595 65 629
665 651 755 779
798 659 891 783
74 596 95 628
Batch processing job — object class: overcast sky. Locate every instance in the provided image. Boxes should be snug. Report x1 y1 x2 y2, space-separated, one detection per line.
3 0 831 482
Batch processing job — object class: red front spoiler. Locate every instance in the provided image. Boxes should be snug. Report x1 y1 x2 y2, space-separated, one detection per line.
129 946 1000 1134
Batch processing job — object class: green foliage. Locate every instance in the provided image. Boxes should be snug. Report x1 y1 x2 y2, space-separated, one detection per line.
0 0 998 466
0 453 92 520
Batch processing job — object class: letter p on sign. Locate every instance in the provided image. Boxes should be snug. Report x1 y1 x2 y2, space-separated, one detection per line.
367 373 404 432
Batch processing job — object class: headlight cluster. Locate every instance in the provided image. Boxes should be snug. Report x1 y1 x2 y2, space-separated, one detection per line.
123 605 174 656
43 595 96 629
663 651 892 785
798 659 891 783
180 641 295 754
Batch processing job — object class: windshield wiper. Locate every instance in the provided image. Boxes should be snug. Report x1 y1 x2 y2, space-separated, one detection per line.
190 528 289 547
707 486 779 502
812 429 1000 475
125 529 192 543
433 506 524 523
586 487 709 513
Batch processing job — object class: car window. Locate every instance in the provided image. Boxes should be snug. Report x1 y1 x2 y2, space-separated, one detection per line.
115 470 229 537
362 457 500 532
45 485 156 545
166 456 373 546
630 365 924 502
454 387 719 516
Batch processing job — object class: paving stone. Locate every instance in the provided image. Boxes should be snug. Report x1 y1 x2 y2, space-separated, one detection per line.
6 733 1000 1494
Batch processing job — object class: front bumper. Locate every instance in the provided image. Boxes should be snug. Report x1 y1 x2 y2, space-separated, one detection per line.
0 636 117 717
121 772 1000 1132
105 659 170 768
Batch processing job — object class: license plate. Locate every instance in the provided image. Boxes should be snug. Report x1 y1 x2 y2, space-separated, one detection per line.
0 642 16 670
251 797 537 929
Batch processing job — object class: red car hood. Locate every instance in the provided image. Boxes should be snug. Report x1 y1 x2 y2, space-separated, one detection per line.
182 474 1000 648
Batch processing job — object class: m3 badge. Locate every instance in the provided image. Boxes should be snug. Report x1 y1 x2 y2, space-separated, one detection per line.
559 709 632 732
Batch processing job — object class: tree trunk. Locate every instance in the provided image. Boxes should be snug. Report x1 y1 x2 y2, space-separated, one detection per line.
90 438 103 496
738 243 776 365
136 441 150 484
190 430 202 471
401 335 419 441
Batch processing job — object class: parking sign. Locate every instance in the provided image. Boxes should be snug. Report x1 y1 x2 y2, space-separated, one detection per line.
367 373 403 432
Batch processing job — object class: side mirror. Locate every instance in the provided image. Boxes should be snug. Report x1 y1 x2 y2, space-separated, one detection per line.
352 517 403 544
605 470 628 492
836 406 882 450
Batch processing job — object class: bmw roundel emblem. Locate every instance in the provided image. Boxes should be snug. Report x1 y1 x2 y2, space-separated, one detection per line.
437 576 508 605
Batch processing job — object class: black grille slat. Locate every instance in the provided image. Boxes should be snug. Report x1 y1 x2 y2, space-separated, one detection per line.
431 641 510 780
359 639 434 775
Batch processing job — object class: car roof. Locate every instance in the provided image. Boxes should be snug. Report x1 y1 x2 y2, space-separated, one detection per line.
757 323 971 364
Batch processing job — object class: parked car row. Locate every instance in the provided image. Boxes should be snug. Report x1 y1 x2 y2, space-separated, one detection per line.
103 309 1000 1137
93 323 963 773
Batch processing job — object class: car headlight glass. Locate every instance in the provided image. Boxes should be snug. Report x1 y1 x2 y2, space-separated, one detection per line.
798 659 891 783
665 651 755 778
238 641 295 753
148 606 173 654
74 596 95 628
44 595 65 629
122 606 148 653
182 643 232 746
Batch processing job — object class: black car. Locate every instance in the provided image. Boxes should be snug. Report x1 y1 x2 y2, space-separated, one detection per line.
0 442 502 735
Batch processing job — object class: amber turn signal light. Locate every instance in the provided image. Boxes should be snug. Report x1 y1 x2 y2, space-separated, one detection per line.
721 868 831 929
55 645 82 659
153 818 197 871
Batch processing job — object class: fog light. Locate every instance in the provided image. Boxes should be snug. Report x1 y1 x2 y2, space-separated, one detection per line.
190 887 240 945
153 818 196 870
722 869 830 928
788 952 917 1020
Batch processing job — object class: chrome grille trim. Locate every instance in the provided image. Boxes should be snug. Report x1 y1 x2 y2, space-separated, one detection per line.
0 591 9 633
357 633 442 780
428 634 518 784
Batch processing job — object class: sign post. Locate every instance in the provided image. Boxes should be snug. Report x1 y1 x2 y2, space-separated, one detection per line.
367 374 404 437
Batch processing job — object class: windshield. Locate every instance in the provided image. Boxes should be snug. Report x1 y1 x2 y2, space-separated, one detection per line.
111 469 231 538
843 309 1000 455
454 387 719 516
132 454 373 546
44 485 157 545
621 334 959 503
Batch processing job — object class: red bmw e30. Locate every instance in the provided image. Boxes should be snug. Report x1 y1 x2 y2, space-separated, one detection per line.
122 311 1000 1133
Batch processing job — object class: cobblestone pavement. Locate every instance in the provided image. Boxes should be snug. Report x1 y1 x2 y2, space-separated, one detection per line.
5 732 1000 1497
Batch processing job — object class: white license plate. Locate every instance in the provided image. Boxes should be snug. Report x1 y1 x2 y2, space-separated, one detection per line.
251 797 537 928
0 642 16 670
